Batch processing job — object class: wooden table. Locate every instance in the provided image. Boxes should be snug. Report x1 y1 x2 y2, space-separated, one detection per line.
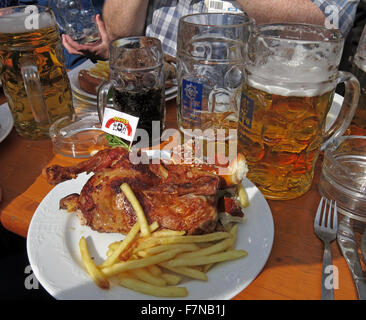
0 92 362 300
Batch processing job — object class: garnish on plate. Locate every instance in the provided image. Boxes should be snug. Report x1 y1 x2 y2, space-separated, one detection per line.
105 133 131 150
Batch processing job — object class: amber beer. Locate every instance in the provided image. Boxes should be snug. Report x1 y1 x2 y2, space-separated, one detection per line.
0 6 73 139
238 24 360 200
239 82 335 200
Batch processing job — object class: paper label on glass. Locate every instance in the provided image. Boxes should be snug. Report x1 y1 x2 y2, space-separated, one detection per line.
181 79 203 126
239 93 254 129
101 107 139 142
205 0 243 13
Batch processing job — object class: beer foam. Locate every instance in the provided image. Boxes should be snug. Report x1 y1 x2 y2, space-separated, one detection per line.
246 42 338 97
247 72 336 97
0 10 54 33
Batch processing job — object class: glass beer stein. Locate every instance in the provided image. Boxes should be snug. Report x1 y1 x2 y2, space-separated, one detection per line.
0 6 74 139
49 0 100 44
351 25 366 129
176 13 254 158
238 23 360 200
97 36 165 148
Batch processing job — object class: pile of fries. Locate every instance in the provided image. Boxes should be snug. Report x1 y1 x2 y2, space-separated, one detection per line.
79 183 248 297
89 60 109 80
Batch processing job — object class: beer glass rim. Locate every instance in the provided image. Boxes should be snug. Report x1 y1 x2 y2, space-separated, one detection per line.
110 36 162 50
323 135 366 196
256 23 344 43
0 5 56 32
0 5 51 15
324 135 366 157
179 12 254 27
109 36 163 70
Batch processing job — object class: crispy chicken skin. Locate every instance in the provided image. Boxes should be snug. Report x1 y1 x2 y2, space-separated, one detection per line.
48 147 223 234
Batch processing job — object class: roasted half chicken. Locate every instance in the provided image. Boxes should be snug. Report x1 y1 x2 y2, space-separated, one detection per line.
45 147 248 235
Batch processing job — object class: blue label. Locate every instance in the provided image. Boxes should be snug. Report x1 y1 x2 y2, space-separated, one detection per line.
181 79 203 126
239 93 254 129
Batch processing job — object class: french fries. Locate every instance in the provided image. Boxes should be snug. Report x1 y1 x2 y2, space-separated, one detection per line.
147 264 163 277
100 222 141 268
160 272 182 285
175 237 234 260
165 250 248 268
101 221 160 267
79 237 110 290
121 183 150 237
151 229 186 237
78 182 249 297
131 268 167 286
119 275 188 297
140 243 200 257
101 249 184 277
134 231 231 251
89 60 109 79
203 224 238 272
159 263 208 281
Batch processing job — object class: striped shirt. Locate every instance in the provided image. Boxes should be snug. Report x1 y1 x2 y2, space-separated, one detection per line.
311 0 360 35
145 0 360 56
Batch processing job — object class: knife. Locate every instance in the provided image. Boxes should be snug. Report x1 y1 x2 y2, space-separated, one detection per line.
337 217 366 300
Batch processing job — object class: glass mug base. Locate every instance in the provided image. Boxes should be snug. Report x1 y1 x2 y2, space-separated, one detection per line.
13 115 74 140
247 170 313 200
177 125 238 162
14 126 50 140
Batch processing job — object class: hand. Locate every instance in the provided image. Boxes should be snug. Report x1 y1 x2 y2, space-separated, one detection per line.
62 14 110 61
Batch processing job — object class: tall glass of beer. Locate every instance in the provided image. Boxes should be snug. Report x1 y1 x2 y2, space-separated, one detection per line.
0 6 74 139
238 23 360 200
176 13 254 161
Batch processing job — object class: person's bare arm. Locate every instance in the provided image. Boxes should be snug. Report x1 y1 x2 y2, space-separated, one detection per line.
103 0 149 40
62 14 110 60
237 0 326 25
62 1 149 61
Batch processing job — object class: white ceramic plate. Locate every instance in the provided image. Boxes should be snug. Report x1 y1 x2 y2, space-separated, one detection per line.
69 60 98 101
0 103 14 143
27 174 274 300
73 91 98 106
68 60 178 103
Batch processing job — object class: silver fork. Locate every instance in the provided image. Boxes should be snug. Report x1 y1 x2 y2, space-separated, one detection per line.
314 197 338 300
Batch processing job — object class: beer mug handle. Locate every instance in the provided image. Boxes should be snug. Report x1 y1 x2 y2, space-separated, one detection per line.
322 71 360 149
20 60 50 124
97 80 116 124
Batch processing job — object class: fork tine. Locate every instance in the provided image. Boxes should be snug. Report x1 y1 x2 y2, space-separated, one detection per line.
332 201 338 230
315 197 324 227
321 198 328 227
314 197 337 300
327 199 333 228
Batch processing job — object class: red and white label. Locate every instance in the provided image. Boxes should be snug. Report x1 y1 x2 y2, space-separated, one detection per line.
101 108 139 142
